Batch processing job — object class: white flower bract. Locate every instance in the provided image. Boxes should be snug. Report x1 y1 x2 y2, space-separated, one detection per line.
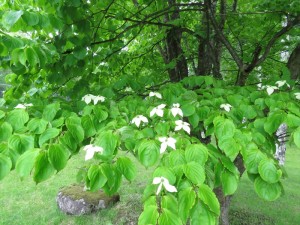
83 144 103 160
131 115 148 127
15 103 33 109
171 103 183 117
158 137 176 153
220 103 232 112
82 94 105 105
265 85 278 95
276 80 290 88
149 91 162 99
152 176 177 195
174 120 190 134
295 93 300 100
150 104 166 117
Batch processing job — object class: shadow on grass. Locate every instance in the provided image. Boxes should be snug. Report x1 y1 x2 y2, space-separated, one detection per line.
230 209 275 225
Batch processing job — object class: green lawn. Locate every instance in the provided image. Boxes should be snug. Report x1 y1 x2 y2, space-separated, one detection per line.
0 147 299 225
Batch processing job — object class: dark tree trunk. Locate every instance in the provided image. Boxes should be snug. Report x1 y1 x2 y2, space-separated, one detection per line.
215 155 245 225
166 27 189 82
158 0 189 82
287 43 300 80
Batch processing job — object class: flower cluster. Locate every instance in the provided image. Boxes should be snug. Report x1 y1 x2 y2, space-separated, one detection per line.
152 176 177 195
15 103 33 109
131 115 148 127
259 80 290 95
159 137 176 153
220 103 232 112
83 144 103 160
82 94 105 105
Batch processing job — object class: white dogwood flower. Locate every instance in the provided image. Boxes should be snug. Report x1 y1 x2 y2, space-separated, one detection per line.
131 115 148 127
153 176 177 195
265 85 278 95
159 137 176 153
171 103 183 117
83 144 103 160
149 91 162 99
82 94 105 105
174 120 190 134
15 103 33 109
150 104 166 117
276 80 290 88
295 93 300 100
220 103 232 112
93 95 105 104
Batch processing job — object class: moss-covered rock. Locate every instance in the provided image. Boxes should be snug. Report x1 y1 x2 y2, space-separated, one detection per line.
56 184 120 215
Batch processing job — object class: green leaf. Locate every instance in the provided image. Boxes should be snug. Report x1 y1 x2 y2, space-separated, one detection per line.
27 118 48 134
218 138 240 160
39 128 60 147
48 144 70 171
158 208 182 225
197 106 210 121
81 115 96 137
42 102 60 122
0 153 12 180
213 117 235 140
101 164 122 194
16 148 40 179
185 144 208 166
264 112 285 134
0 110 5 119
88 165 108 191
179 188 196 222
188 113 200 128
239 104 257 119
184 162 205 185
0 122 13 142
116 156 136 181
244 149 267 174
2 10 23 30
6 109 29 131
25 47 40 67
60 132 78 153
258 159 282 183
95 131 118 156
138 206 159 225
181 104 196 116
8 134 34 154
66 122 84 143
285 113 300 128
22 11 39 26
293 127 300 148
221 170 239 195
33 151 55 183
198 184 220 215
254 177 282 201
190 202 216 225
93 106 108 122
161 195 178 212
51 117 65 127
138 140 160 168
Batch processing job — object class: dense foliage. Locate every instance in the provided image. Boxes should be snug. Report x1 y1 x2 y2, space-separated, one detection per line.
0 0 299 224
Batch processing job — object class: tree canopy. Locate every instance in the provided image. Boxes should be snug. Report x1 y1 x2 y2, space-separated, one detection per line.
0 0 300 224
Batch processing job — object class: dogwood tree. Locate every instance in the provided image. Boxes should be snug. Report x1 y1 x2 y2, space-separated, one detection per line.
0 0 299 224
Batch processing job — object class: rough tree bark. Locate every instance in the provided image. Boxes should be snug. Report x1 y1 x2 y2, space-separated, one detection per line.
161 0 189 82
287 43 300 80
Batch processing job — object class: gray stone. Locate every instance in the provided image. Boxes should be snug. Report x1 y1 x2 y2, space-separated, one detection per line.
56 184 120 215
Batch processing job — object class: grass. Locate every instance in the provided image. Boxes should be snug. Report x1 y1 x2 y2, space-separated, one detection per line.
0 147 300 225
230 146 300 225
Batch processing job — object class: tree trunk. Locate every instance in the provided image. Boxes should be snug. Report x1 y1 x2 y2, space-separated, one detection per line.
287 43 300 80
215 155 245 225
275 124 288 165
